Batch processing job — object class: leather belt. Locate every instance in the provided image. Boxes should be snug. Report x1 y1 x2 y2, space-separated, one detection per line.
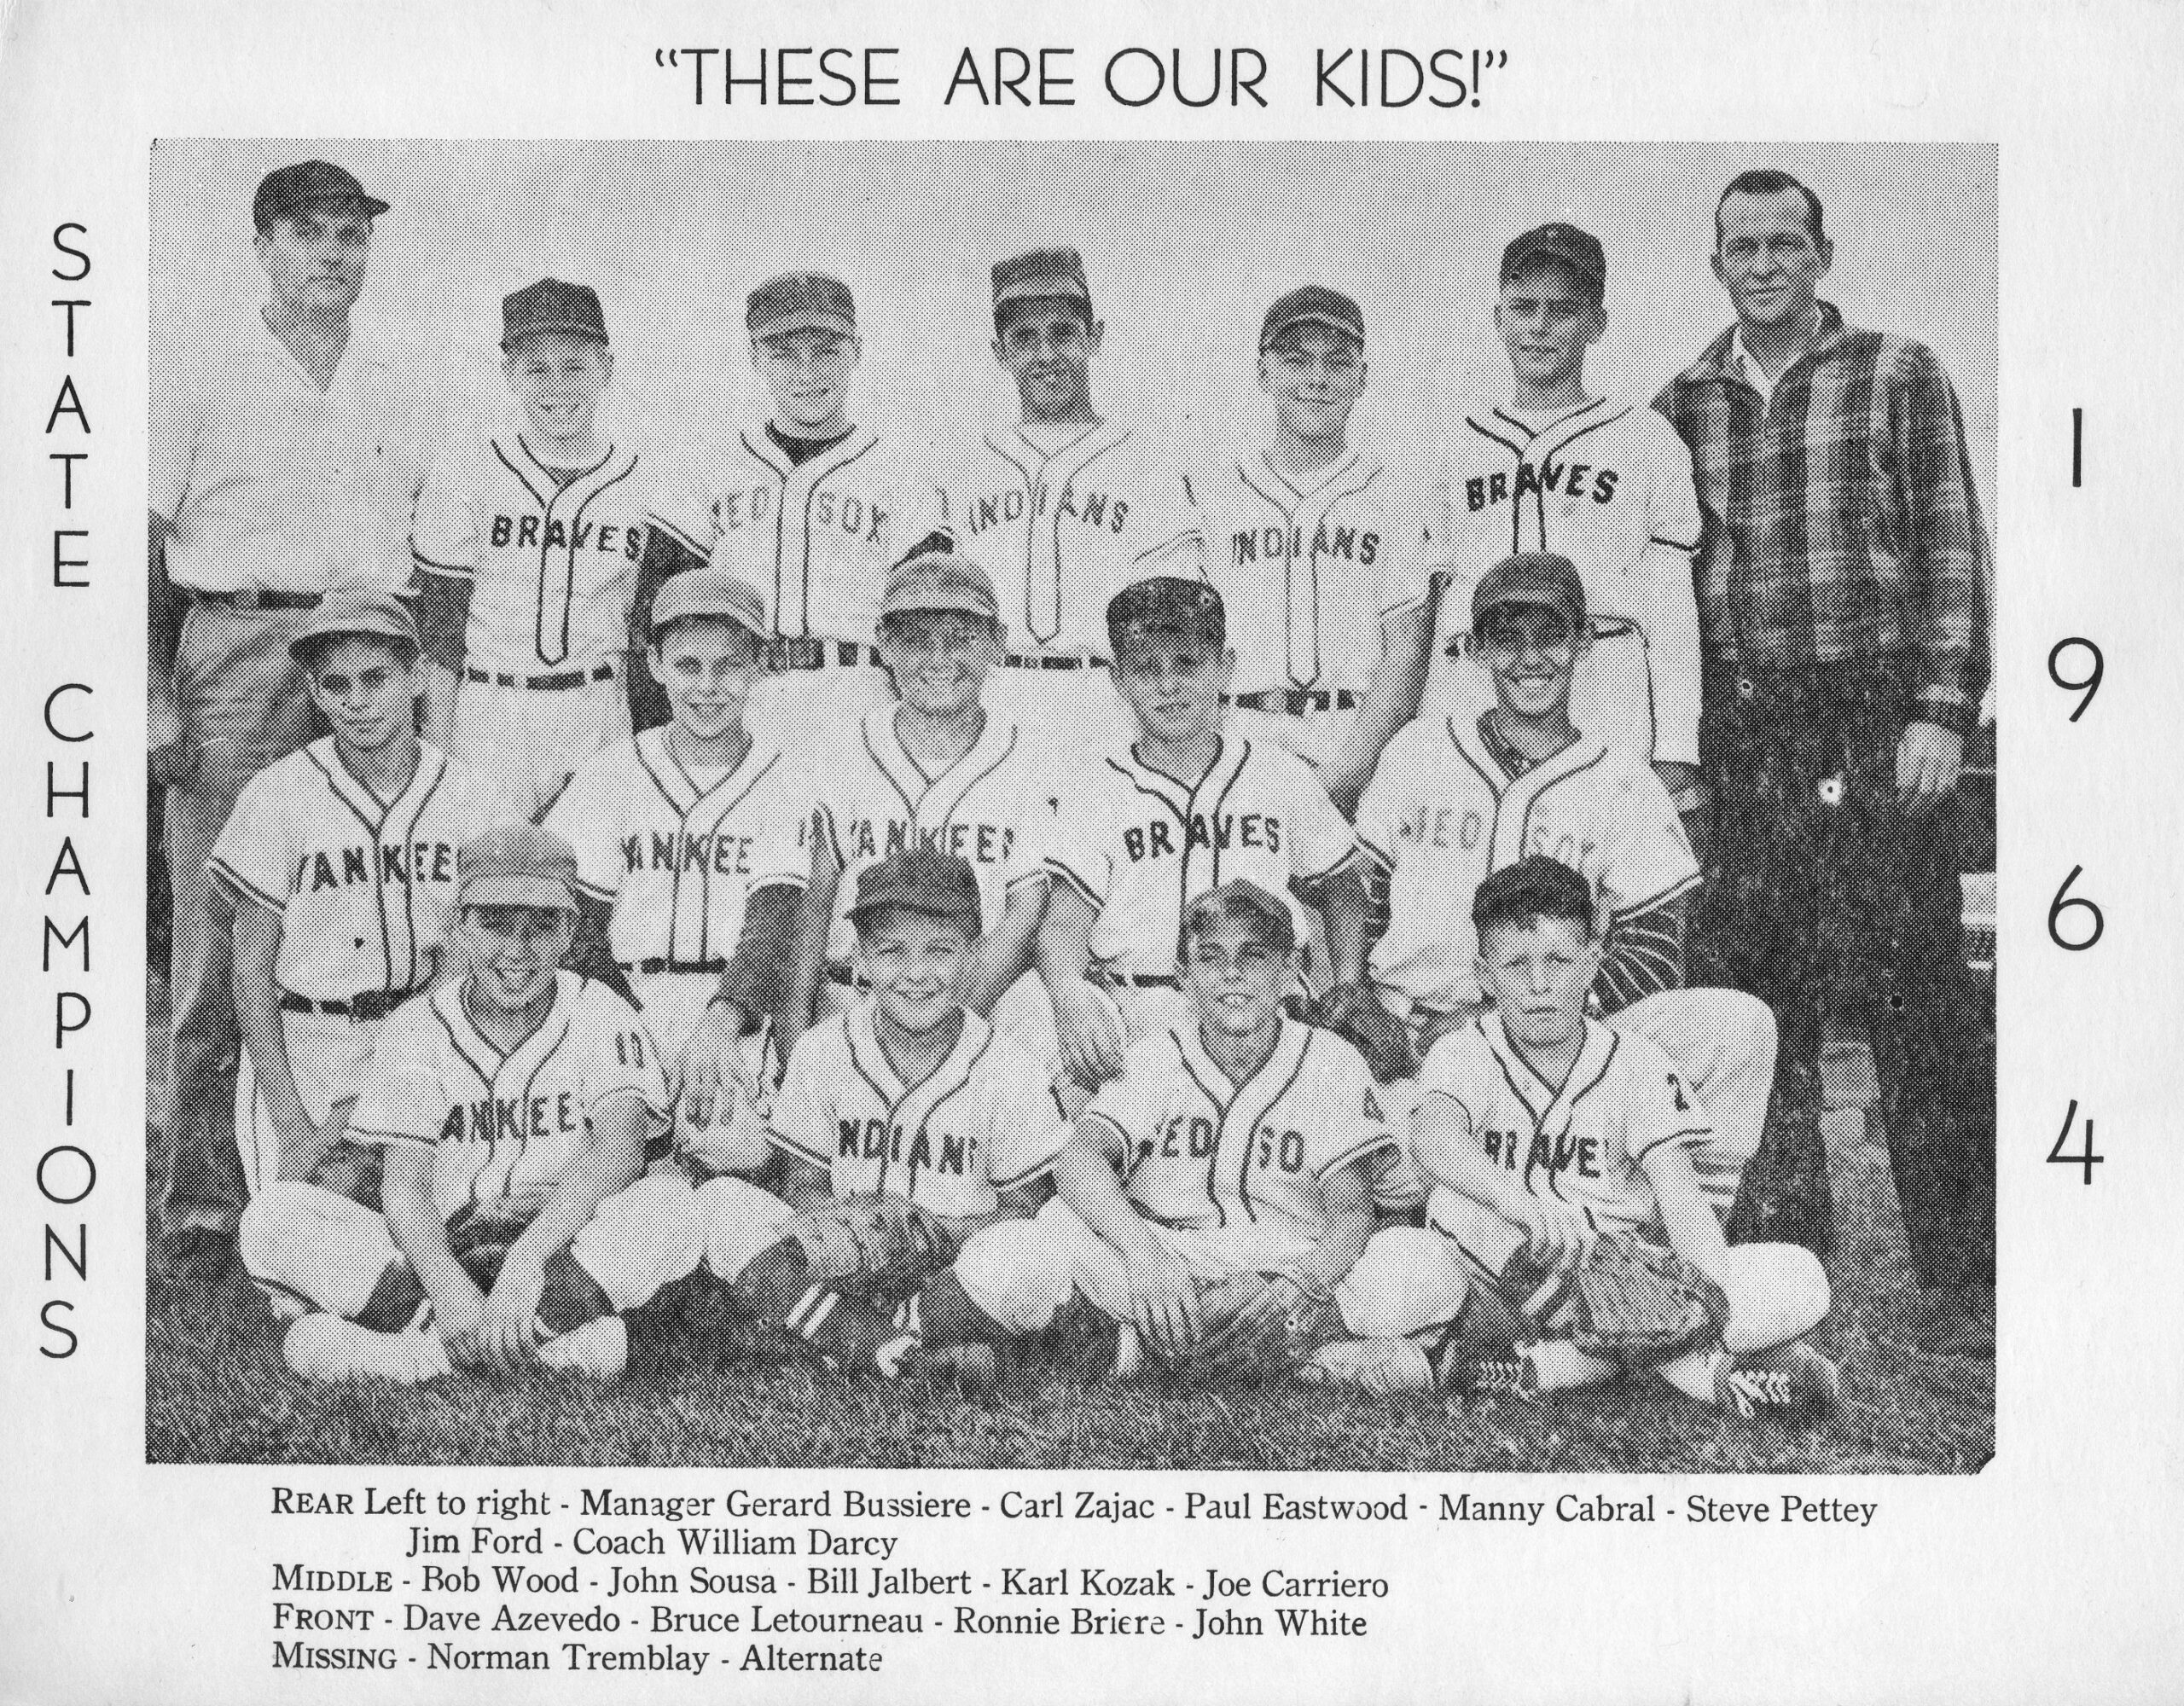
281 989 415 1022
1004 653 1107 672
775 638 877 672
623 957 728 977
1232 688 1360 715
1101 970 1179 989
192 589 321 612
466 659 617 692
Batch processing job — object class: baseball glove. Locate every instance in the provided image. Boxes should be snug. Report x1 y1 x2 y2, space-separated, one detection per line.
1496 1231 1729 1367
1169 1273 1345 1380
444 1191 549 1291
790 1193 950 1291
1309 983 1413 1084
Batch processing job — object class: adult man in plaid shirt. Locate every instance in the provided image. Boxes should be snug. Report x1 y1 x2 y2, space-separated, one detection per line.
1655 169 1994 1355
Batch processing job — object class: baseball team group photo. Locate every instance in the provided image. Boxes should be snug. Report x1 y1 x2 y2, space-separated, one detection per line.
146 138 1995 1474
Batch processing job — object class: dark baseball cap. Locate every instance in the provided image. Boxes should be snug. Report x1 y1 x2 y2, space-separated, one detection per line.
1107 575 1226 650
748 273 856 340
1260 285 1366 351
1469 553 1588 642
992 247 1092 314
502 278 608 351
1500 223 1607 295
457 824 581 914
288 586 420 659
650 567 769 642
1184 880 1298 955
847 847 983 935
880 554 1000 625
253 160 388 233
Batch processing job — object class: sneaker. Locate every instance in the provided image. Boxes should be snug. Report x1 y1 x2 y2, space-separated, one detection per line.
1299 1338 1435 1396
1457 1353 1541 1401
534 1314 628 1379
283 1314 450 1384
1715 1343 1842 1422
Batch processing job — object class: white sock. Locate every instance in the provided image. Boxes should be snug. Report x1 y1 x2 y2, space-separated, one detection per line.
1657 1344 1728 1404
1525 1339 1619 1393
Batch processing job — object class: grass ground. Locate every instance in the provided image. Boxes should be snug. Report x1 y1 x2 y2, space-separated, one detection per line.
147 970 1992 1472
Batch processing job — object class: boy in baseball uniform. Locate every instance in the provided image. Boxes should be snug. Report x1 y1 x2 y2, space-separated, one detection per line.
544 566 811 1177
940 881 1395 1380
1033 575 1372 1105
410 280 648 818
209 589 515 1204
1306 857 1838 1421
636 272 947 750
240 826 706 1383
935 247 1199 756
689 850 1067 1381
1328 224 1704 821
1346 553 1776 1220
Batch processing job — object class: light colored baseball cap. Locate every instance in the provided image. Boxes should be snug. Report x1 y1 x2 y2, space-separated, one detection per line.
880 553 1000 624
649 567 770 641
288 586 420 659
456 824 580 913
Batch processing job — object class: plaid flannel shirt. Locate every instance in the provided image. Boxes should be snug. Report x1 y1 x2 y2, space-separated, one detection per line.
1653 303 1991 736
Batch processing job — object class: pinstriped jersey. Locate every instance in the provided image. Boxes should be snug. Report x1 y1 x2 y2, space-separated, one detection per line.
1039 734 1358 978
1418 1013 1709 1249
938 417 1197 655
1188 444 1435 695
1083 1018 1394 1236
409 427 649 674
543 728 806 970
351 972 667 1221
767 1002 1066 1216
648 422 943 644
207 739 515 1004
1356 717 1699 1012
806 704 1053 965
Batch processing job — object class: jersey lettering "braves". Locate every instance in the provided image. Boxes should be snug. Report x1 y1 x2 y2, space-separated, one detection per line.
410 430 649 674
351 972 667 1221
1356 717 1699 1013
208 740 514 1003
1417 1013 1709 1263
1083 1018 1393 1235
1040 735 1357 977
768 1003 1066 1216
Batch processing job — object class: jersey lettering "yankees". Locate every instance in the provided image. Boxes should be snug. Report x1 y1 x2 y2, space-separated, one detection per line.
209 740 514 1003
1083 1018 1393 1235
351 972 667 1222
768 1003 1066 1216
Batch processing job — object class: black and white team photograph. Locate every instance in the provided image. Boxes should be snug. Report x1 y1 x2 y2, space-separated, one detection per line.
145 137 1995 1473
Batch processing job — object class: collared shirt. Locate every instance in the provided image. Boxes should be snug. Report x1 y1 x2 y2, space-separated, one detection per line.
1653 301 1990 734
152 309 438 595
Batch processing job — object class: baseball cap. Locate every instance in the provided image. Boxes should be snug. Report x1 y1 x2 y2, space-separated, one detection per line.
1107 575 1226 650
1184 880 1298 955
650 567 769 642
456 824 581 914
502 278 608 351
1470 552 1588 640
288 586 420 659
253 160 389 232
747 273 857 341
846 847 984 935
992 247 1093 315
1500 223 1607 295
1260 285 1366 351
880 554 1000 625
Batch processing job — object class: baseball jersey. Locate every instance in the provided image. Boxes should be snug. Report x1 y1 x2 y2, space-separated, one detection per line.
350 971 667 1221
1385 396 1703 763
1418 1013 1710 1249
938 418 1197 655
207 740 515 1003
1356 717 1699 1013
1188 444 1435 695
1083 1018 1394 1234
648 422 943 644
807 705 1054 965
544 728 806 971
409 426 649 675
767 1003 1066 1212
1039 735 1359 978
